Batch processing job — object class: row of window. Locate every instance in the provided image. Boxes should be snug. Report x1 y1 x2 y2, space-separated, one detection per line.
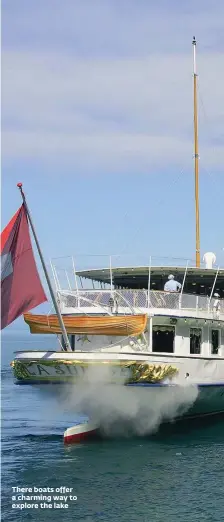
189 327 220 355
61 328 221 355
152 326 220 355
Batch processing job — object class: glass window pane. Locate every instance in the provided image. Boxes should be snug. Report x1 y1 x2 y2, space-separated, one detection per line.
190 328 201 354
211 330 219 355
152 326 175 353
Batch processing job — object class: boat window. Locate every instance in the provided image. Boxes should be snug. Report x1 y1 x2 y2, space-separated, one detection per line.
211 329 220 355
190 328 202 354
152 325 175 353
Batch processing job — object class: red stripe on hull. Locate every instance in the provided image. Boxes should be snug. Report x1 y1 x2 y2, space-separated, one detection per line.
64 428 98 444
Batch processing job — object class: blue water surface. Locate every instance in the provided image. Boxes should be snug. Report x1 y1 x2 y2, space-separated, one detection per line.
1 333 224 521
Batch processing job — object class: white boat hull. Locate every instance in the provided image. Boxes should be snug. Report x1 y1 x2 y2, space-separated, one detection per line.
10 350 224 420
11 349 224 383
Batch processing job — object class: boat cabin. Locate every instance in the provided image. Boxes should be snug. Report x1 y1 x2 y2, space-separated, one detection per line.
50 262 224 358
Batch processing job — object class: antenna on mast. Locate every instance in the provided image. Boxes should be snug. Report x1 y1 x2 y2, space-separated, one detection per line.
192 36 200 267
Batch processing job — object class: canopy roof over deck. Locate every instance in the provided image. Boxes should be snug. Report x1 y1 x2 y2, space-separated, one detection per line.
76 266 224 296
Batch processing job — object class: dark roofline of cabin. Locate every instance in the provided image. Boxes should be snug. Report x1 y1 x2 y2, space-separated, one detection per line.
76 266 224 296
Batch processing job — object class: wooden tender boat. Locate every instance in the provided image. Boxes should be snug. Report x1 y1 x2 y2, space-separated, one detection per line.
23 312 147 336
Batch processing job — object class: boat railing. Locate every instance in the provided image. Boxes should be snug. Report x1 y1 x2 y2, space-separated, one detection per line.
58 289 224 318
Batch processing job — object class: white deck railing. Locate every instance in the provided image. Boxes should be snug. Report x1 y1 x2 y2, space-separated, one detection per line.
58 289 224 319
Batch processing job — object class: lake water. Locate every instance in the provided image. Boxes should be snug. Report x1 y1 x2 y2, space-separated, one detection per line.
2 333 224 521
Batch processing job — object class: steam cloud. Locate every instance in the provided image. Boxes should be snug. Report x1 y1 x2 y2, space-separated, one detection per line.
61 365 199 437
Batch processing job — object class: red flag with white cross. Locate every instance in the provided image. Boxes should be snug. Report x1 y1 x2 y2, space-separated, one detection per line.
1 204 47 330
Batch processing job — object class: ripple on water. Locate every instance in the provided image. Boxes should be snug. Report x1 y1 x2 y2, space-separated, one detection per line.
2 337 224 522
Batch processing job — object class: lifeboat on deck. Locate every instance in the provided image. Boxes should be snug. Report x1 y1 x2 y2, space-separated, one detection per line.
23 313 147 336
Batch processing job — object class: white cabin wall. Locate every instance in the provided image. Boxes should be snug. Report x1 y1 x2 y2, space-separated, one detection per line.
175 323 189 356
174 321 206 356
152 317 224 357
220 328 224 356
152 316 170 326
202 325 210 357
173 322 221 357
75 334 126 351
152 316 190 356
66 317 224 357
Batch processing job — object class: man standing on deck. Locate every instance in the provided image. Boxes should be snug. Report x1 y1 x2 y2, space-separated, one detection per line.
164 274 182 293
164 274 181 309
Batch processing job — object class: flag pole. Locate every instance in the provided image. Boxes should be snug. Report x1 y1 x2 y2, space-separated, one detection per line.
17 183 71 352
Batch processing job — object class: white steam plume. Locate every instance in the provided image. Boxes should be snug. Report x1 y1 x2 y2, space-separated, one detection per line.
61 365 199 437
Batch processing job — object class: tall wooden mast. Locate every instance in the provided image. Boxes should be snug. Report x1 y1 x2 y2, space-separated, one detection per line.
192 36 200 267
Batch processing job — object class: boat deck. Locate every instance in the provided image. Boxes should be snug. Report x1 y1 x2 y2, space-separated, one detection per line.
58 289 224 322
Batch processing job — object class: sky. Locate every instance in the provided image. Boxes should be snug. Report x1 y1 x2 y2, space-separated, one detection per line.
1 0 224 329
